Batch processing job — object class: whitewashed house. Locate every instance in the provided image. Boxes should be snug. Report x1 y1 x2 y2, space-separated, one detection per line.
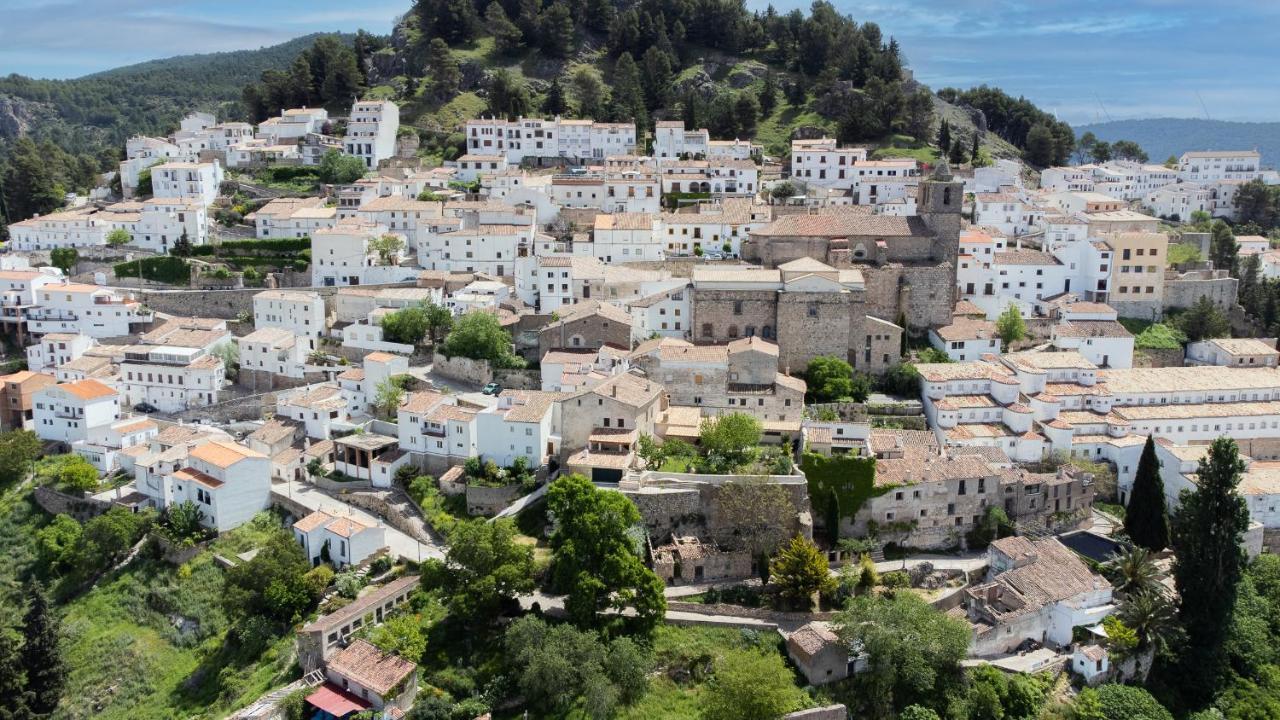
293 510 386 568
150 162 224 206
169 440 271 532
344 100 399 169
254 290 328 340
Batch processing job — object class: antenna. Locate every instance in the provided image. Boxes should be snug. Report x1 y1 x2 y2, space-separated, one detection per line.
1195 91 1212 120
1093 93 1113 123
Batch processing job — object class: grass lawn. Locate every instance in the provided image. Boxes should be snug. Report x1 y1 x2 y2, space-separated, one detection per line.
755 102 833 158
1167 242 1203 266
1096 501 1126 521
1119 318 1187 350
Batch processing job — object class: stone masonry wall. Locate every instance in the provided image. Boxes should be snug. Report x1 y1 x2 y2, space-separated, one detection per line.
139 281 415 320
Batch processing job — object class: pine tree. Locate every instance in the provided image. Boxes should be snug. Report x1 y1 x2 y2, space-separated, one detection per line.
425 38 461 101
1124 436 1169 552
609 52 647 130
1171 437 1250 706
641 47 674 111
20 581 65 716
542 76 568 116
486 2 524 54
758 71 778 118
1209 220 1239 275
0 625 28 719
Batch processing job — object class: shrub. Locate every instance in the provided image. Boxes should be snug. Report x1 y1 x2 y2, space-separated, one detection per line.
113 256 190 284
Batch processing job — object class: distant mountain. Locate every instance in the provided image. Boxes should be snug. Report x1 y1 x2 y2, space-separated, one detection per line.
1073 118 1280 168
0 34 349 152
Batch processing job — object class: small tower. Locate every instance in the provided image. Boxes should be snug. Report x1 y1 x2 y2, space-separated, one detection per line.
918 159 964 305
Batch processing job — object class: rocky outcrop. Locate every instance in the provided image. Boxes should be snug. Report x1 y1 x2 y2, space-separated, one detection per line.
0 94 56 140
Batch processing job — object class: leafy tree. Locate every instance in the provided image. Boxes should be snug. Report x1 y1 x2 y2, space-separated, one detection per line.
77 506 150 572
426 38 461 100
485 2 524 54
732 92 760 138
224 530 315 627
440 518 535 621
805 355 856 402
370 233 405 264
1175 296 1230 342
36 453 99 492
1111 139 1149 163
546 474 665 632
0 430 41 487
364 611 429 663
784 80 806 107
163 500 206 542
899 706 940 720
440 311 524 368
317 150 366 184
879 363 921 398
373 377 406 420
995 304 1026 351
504 615 651 718
568 64 608 119
415 0 479 43
1172 436 1251 705
171 230 193 257
50 247 78 275
106 228 132 246
769 535 835 610
36 514 82 574
699 648 805 720
904 89 933 143
487 69 533 118
380 305 430 346
21 581 65 716
937 119 951 153
1074 684 1172 720
835 591 969 717
714 480 795 560
1124 436 1170 551
699 412 763 470
423 301 453 343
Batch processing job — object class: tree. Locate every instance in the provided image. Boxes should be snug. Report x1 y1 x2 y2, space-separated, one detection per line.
317 150 366 184
440 311 524 368
1209 219 1239 274
1074 684 1172 720
416 0 479 43
699 412 763 470
1124 436 1170 551
224 530 315 627
0 430 41 487
485 2 524 54
714 480 796 560
77 506 149 572
423 301 453 343
732 92 760 138
1172 436 1251 705
609 53 647 131
769 535 835 610
504 616 652 718
1108 545 1161 596
904 89 933 143
364 611 428 663
440 518 536 620
38 453 99 492
758 71 778 118
1023 123 1056 167
370 233 404 264
426 38 461 100
805 355 856 402
1076 131 1097 165
542 76 568 116
784 81 806 107
546 474 665 632
163 500 206 542
1119 588 1183 655
995 304 1026 351
970 131 981 164
487 69 533 118
538 2 577 58
699 648 806 720
2 137 65 222
1175 296 1230 342
1111 139 1149 163
835 591 970 717
0 625 27 719
36 514 82 574
171 230 193 257
568 64 608 119
380 305 430 346
50 247 78 275
899 706 941 720
937 119 951 153
21 581 65 716
106 228 132 247
373 377 405 419
948 137 966 166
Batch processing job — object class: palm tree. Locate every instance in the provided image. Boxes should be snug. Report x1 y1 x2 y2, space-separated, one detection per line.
1107 545 1161 596
1119 589 1184 655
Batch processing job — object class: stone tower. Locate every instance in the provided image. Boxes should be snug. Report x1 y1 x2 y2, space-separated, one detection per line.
918 159 964 307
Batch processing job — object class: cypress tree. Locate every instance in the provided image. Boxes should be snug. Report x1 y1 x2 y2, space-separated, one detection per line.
1171 437 1250 706
937 119 951 153
20 581 65 716
1124 436 1170 552
970 132 981 163
948 137 966 166
542 76 568 116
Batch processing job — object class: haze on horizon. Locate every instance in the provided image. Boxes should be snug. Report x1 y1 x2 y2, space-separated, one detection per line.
1 0 1277 125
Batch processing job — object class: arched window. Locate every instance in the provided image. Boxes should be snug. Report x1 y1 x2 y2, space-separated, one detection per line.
943 187 953 205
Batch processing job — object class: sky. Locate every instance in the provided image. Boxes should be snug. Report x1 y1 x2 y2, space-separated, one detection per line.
1 0 1278 125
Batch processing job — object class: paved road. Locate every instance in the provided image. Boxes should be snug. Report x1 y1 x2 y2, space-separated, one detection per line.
872 553 988 574
278 479 444 562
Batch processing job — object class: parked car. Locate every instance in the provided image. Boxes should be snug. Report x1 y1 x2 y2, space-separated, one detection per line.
133 402 158 413
482 382 502 396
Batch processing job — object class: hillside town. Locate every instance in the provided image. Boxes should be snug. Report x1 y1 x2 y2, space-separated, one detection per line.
2 62 1280 720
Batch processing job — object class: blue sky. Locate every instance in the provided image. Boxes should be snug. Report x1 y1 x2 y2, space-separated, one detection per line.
2 0 1277 124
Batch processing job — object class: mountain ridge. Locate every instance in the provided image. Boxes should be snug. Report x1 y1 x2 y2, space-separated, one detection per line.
1073 117 1280 167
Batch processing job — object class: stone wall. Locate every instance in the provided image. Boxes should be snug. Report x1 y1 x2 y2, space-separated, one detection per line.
431 352 492 386
493 368 541 390
1133 348 1184 368
32 486 112 522
313 476 375 492
784 706 848 720
139 281 415 320
465 483 523 515
1112 300 1163 322
861 264 954 331
1163 270 1238 310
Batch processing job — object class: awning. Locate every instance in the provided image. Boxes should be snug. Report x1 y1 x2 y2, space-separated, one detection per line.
306 684 371 717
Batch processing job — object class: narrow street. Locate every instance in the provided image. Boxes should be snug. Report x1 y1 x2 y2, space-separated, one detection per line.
277 478 444 562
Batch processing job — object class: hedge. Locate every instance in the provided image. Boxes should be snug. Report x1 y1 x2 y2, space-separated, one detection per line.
114 256 190 285
218 238 311 253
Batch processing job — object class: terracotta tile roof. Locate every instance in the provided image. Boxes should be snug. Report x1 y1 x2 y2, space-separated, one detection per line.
754 212 929 238
59 378 117 401
727 336 779 356
249 419 297 445
325 516 372 537
114 418 157 434
875 454 994 487
495 390 559 422
934 318 996 342
401 390 447 414
173 466 224 489
1053 320 1132 339
327 639 416 696
580 373 662 408
787 622 841 659
190 440 264 468
294 510 333 533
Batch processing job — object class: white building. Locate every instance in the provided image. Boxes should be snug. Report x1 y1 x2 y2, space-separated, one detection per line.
168 440 271 532
1178 150 1263 183
245 197 338 239
8 209 107 251
27 333 95 374
120 345 225 413
32 379 122 445
254 290 328 340
453 154 510 183
929 317 1000 362
789 138 867 190
344 100 400 169
464 116 636 163
591 212 662 263
397 390 477 468
311 223 417 287
257 107 329 143
475 390 557 468
238 327 311 380
1186 338 1280 368
276 383 349 440
150 162 224 206
549 171 661 214
27 283 154 338
1146 183 1211 222
293 510 386 568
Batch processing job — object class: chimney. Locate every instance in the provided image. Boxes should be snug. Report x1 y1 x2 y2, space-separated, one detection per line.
611 384 617 398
